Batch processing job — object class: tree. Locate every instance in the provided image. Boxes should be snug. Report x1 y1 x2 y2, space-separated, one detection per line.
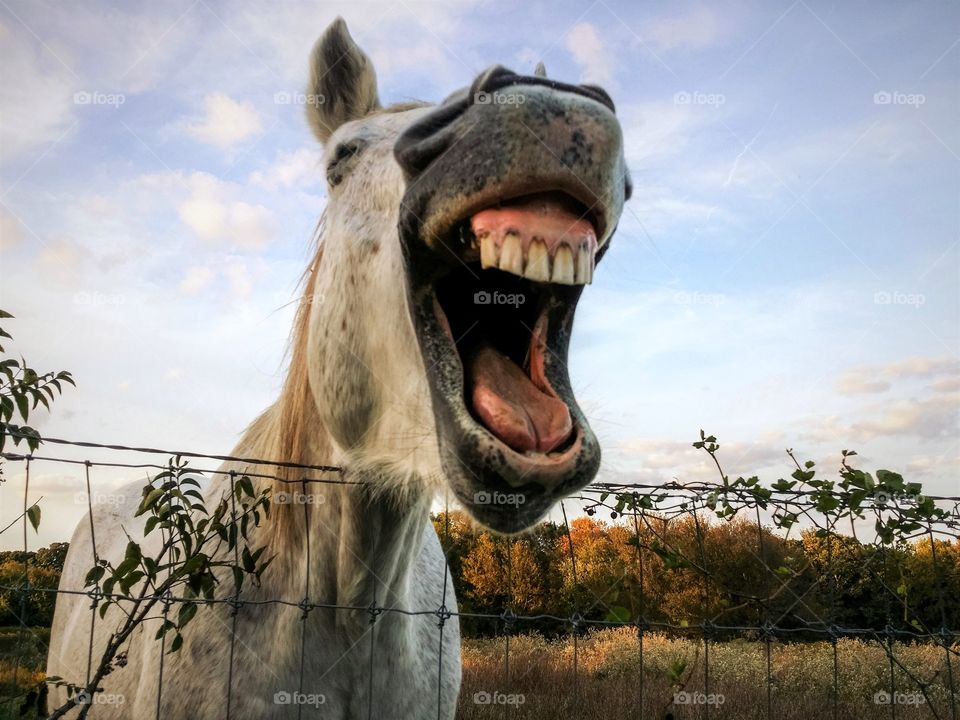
0 309 74 538
0 309 74 455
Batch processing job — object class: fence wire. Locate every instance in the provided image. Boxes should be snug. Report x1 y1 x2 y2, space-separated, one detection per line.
0 436 957 719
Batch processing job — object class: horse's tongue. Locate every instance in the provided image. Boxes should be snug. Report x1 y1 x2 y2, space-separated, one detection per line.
467 344 572 454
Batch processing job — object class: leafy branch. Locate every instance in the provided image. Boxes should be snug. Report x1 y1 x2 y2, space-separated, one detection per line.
19 458 274 718
0 309 75 456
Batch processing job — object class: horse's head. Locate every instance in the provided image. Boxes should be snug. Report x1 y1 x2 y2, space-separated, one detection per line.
302 18 630 533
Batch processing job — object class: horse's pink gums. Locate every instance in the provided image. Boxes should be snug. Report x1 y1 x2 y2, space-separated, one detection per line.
469 192 597 255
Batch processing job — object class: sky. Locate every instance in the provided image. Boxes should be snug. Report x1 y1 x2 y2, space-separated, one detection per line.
0 0 958 549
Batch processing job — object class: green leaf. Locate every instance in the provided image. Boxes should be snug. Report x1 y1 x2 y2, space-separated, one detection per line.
124 540 142 564
605 606 631 623
14 393 28 424
26 504 41 532
137 487 165 516
178 602 198 628
84 565 106 586
119 571 144 595
114 557 139 578
241 546 255 573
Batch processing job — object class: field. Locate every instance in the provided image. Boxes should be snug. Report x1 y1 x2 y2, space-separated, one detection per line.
0 627 47 720
459 628 956 719
1 626 954 718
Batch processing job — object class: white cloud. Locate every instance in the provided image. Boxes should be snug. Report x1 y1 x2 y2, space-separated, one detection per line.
224 260 253 302
0 21 77 160
849 395 959 443
185 92 263 149
613 436 792 482
249 148 320 191
931 377 960 393
566 23 612 86
836 356 959 396
801 392 959 444
0 212 23 250
179 265 215 295
835 375 892 396
37 238 91 285
177 172 273 249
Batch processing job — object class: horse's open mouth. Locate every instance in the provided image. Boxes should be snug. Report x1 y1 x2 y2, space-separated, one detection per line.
434 191 596 458
403 187 602 532
393 69 628 532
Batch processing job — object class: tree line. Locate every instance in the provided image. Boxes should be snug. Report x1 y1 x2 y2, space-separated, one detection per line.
430 511 959 639
1 517 957 641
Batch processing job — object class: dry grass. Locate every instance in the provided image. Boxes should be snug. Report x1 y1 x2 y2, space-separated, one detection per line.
0 626 954 718
458 628 957 719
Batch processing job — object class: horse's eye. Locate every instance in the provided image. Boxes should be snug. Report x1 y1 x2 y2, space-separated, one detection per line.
327 138 368 187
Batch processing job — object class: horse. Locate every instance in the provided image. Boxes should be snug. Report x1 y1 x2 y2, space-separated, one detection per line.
46 16 630 719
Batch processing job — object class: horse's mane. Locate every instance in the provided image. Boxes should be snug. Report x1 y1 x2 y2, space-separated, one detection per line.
237 213 328 478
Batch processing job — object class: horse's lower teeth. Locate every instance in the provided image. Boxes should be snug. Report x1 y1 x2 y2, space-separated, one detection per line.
476 234 593 284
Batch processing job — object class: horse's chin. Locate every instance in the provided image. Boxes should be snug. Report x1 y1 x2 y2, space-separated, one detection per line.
404 192 603 534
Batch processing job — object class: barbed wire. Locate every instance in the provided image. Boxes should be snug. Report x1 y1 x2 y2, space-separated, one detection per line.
0 434 957 719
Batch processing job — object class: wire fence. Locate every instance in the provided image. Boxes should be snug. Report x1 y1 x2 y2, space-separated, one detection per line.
0 435 957 719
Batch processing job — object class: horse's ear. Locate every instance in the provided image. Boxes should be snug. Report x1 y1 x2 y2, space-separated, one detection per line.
307 17 381 144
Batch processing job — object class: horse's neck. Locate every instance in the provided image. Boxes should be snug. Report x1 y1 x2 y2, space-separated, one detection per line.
232 408 434 620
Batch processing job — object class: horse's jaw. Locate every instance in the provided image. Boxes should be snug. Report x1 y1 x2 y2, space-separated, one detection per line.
394 68 630 534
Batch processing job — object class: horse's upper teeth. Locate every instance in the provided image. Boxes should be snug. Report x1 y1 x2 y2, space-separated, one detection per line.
551 246 575 284
499 233 524 276
576 244 592 284
479 231 498 267
477 234 594 285
525 240 550 282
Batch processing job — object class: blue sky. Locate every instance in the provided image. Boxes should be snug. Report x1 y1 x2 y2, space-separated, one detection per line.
1 0 957 547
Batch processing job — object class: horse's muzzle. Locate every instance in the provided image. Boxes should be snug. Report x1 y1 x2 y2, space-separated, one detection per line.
395 66 630 533
394 65 631 261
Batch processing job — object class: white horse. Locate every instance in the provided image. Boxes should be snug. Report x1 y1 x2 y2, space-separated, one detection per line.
47 17 629 719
